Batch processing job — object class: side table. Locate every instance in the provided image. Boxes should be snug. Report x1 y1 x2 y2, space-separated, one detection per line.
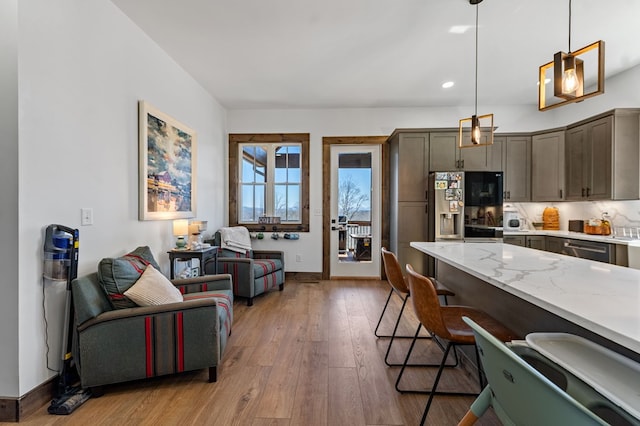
167 246 219 279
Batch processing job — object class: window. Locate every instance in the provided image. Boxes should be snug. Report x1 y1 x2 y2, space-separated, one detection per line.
229 134 309 232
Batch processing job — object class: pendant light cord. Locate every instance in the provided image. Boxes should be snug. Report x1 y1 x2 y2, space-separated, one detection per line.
568 0 572 52
474 2 479 116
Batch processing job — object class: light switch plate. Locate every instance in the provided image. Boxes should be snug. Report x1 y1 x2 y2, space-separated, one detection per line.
81 208 93 226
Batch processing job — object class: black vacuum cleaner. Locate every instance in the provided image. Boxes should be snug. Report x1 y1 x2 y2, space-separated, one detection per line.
43 224 92 415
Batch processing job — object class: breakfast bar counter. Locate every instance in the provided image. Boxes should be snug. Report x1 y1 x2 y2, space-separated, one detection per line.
410 241 640 360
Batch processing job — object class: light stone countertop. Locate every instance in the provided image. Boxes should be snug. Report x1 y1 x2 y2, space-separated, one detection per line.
410 241 640 356
504 229 640 246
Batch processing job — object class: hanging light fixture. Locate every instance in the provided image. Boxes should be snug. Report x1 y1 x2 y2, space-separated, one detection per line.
538 0 604 111
459 0 493 148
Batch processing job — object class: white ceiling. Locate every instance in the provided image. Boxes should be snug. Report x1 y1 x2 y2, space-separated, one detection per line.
112 0 640 110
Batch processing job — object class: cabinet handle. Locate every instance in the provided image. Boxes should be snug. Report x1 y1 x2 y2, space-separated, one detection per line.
507 191 511 200
461 159 465 168
586 187 590 197
559 189 563 199
425 190 428 201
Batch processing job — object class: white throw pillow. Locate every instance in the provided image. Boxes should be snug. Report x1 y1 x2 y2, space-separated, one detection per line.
124 264 184 306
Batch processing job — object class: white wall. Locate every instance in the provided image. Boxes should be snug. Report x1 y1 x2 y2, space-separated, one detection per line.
5 0 227 397
544 64 640 127
0 0 20 399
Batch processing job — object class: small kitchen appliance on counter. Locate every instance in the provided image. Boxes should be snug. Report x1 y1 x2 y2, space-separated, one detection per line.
543 207 560 230
504 210 525 231
568 220 584 233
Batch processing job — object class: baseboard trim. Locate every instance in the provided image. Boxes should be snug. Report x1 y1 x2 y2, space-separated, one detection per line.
0 376 56 422
285 272 322 282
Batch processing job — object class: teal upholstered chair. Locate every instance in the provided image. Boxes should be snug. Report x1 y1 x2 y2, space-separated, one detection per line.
458 317 608 426
71 247 233 391
206 230 284 306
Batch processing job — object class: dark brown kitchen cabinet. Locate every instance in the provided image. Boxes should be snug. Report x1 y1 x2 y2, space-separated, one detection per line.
388 130 430 274
526 235 546 250
565 110 640 201
503 235 545 250
532 130 565 202
495 135 530 202
429 132 497 171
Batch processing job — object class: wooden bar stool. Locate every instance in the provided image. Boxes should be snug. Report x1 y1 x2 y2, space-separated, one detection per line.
377 247 455 367
400 264 518 426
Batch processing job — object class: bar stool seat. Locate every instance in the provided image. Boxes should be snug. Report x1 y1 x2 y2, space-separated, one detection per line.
400 264 518 426
377 247 455 367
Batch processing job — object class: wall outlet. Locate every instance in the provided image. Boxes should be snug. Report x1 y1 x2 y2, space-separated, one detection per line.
81 208 93 226
295 254 302 262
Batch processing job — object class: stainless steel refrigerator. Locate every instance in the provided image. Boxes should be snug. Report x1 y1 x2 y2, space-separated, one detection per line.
427 171 465 241
426 170 503 274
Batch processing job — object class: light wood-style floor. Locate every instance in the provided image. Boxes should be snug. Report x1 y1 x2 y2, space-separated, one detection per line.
17 279 499 425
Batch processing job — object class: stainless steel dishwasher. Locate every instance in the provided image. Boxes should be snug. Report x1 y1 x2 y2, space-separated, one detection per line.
560 238 615 264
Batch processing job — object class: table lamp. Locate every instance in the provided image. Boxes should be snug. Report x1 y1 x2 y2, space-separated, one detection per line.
188 220 208 249
172 219 189 249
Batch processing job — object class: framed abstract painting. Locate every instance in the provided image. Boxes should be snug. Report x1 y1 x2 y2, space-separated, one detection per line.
138 100 197 220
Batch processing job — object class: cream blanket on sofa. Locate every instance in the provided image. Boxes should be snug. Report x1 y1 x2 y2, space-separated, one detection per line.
219 226 252 253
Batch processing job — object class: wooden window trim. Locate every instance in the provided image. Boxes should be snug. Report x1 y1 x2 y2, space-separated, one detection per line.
229 133 310 232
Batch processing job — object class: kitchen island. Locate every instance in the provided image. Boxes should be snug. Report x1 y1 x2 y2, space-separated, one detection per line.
410 241 640 361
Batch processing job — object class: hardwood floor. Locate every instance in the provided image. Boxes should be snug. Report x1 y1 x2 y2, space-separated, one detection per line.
16 280 499 425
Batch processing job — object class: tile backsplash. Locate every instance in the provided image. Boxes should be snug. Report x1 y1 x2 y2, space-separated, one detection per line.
508 200 640 231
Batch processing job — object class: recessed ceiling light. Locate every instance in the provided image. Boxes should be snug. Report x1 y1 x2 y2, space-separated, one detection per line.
449 25 471 34
442 81 455 89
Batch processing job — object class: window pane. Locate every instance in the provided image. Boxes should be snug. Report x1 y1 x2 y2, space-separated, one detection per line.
240 184 266 222
287 184 300 221
241 184 255 222
241 145 267 183
274 184 300 222
275 145 301 183
338 163 371 221
274 185 286 219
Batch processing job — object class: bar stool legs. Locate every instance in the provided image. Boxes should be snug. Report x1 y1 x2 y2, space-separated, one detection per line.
394 323 463 394
375 289 435 367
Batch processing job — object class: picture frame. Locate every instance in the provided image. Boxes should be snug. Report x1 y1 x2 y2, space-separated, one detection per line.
138 100 197 221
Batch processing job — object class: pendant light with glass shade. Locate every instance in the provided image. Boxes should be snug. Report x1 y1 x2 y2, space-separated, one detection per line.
458 0 493 148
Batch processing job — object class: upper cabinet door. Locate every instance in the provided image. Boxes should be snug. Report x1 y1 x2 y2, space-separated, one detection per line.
503 136 531 202
397 133 429 202
532 131 565 202
429 132 494 171
587 116 612 200
429 133 458 171
565 125 588 200
459 142 491 171
565 115 613 201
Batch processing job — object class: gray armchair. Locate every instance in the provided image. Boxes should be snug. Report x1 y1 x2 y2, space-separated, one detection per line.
206 230 285 306
71 248 233 391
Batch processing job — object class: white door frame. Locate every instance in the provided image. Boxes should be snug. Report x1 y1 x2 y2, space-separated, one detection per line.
329 144 381 278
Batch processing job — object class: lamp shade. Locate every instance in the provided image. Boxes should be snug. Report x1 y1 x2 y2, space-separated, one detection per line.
172 219 189 236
